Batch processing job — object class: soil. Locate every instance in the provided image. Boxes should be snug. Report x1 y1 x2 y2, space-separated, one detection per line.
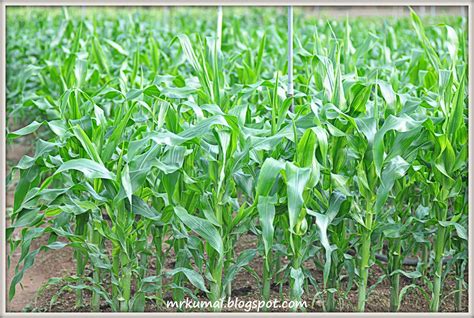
7 231 468 313
5 141 469 313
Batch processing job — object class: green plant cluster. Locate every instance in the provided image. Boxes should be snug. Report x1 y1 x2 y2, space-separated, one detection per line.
6 7 467 312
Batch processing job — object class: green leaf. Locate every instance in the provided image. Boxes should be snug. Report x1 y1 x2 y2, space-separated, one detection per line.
91 36 109 74
8 121 43 139
285 162 311 232
103 38 128 56
47 120 69 138
290 267 304 301
447 70 466 142
330 173 351 197
373 114 424 176
375 156 410 213
378 81 396 108
257 195 277 258
306 209 336 286
121 163 132 204
174 206 223 257
168 267 209 293
55 159 115 180
223 249 257 287
410 8 441 72
256 158 285 197
72 125 103 164
129 195 162 222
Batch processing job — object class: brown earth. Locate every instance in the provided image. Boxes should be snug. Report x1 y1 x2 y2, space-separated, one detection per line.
7 231 468 313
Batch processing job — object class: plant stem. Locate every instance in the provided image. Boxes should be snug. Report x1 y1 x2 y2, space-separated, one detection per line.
357 207 373 312
262 256 271 311
120 252 132 312
209 186 225 310
326 293 335 312
172 240 186 306
90 229 102 311
210 257 223 311
326 269 336 312
74 252 85 308
388 238 402 312
152 226 164 308
430 229 445 312
454 261 463 311
74 214 88 309
224 237 233 297
421 243 429 277
111 243 120 310
430 203 447 312
289 237 302 312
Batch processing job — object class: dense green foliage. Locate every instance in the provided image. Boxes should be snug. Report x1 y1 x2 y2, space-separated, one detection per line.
6 7 468 312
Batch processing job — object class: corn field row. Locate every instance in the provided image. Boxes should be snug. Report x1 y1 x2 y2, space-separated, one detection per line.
6 7 468 312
